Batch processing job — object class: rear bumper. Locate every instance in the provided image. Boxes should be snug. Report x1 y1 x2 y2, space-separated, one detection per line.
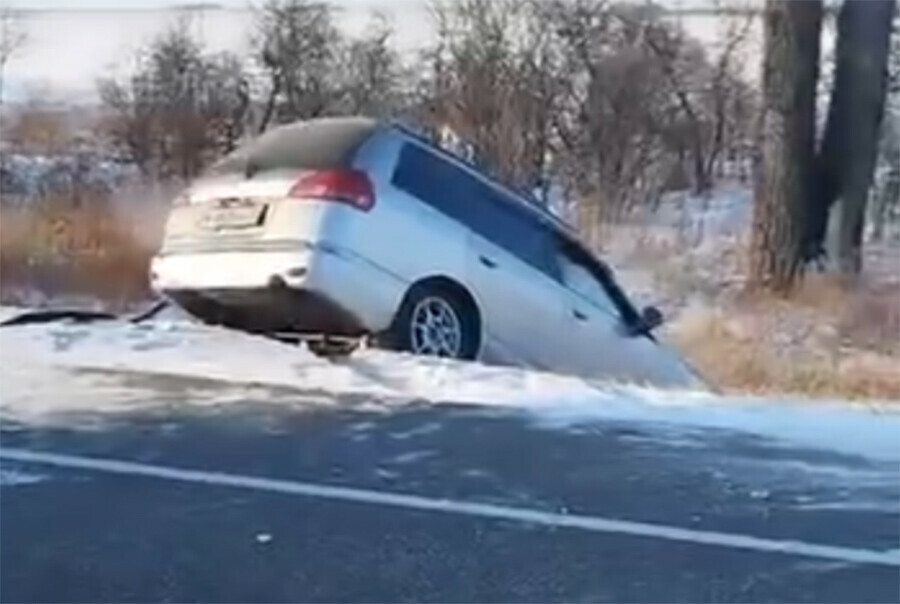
150 241 407 335
152 245 312 290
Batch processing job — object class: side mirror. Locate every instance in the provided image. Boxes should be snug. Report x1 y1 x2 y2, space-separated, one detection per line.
641 306 664 331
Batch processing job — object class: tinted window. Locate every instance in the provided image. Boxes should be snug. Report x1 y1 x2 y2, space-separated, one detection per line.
557 239 643 325
558 247 620 317
208 117 378 175
392 142 474 222
469 188 559 278
393 143 558 278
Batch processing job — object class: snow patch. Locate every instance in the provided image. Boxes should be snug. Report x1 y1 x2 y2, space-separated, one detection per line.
0 306 30 324
0 318 898 463
643 185 753 240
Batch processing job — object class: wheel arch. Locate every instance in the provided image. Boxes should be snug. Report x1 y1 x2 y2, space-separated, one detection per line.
395 274 483 355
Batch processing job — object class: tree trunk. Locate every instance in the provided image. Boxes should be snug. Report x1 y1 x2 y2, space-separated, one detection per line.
805 0 896 273
691 139 711 195
871 165 900 241
258 74 281 135
749 0 823 292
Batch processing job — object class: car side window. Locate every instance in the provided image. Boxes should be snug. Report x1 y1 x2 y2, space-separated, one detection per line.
391 142 472 223
393 142 559 279
466 187 560 279
557 245 621 318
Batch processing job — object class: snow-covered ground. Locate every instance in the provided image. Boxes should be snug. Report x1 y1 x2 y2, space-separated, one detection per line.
611 183 900 307
1 307 897 463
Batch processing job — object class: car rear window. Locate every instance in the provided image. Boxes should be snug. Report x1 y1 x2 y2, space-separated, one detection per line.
208 117 378 175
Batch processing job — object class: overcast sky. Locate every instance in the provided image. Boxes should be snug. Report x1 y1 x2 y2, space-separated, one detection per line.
3 1 433 103
2 0 757 105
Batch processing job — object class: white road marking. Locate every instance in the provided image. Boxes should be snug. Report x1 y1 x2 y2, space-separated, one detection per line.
2 447 898 568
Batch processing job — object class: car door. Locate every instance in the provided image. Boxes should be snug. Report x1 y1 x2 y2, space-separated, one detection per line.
463 187 566 370
555 240 702 386
555 242 631 379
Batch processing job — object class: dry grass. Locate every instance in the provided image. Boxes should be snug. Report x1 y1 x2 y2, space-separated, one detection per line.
0 193 164 311
670 309 900 401
635 237 900 401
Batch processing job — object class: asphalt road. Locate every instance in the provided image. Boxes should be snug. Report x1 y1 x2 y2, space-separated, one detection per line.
1 370 898 603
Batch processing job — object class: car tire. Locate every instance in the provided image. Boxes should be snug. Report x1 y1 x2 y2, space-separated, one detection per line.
386 284 480 361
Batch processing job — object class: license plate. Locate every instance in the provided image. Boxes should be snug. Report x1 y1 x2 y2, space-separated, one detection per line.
201 201 267 230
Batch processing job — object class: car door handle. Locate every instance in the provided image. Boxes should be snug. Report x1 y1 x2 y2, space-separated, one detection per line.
573 309 588 321
479 255 497 269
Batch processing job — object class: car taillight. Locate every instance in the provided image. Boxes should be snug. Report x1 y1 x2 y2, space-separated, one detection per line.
287 169 375 211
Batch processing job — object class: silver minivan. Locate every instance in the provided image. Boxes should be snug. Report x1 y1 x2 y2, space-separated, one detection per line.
151 117 703 388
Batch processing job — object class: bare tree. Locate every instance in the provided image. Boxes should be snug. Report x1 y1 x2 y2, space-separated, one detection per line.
547 0 680 232
805 0 896 274
334 14 404 118
254 0 341 131
0 7 27 111
418 0 562 195
871 108 900 241
641 8 754 194
870 21 900 242
200 52 251 154
99 18 250 181
749 0 822 292
0 7 27 185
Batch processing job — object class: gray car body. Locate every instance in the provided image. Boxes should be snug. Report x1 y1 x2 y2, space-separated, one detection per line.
151 117 705 389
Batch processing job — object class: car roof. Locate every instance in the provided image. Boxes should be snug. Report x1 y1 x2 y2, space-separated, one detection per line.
209 117 380 175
